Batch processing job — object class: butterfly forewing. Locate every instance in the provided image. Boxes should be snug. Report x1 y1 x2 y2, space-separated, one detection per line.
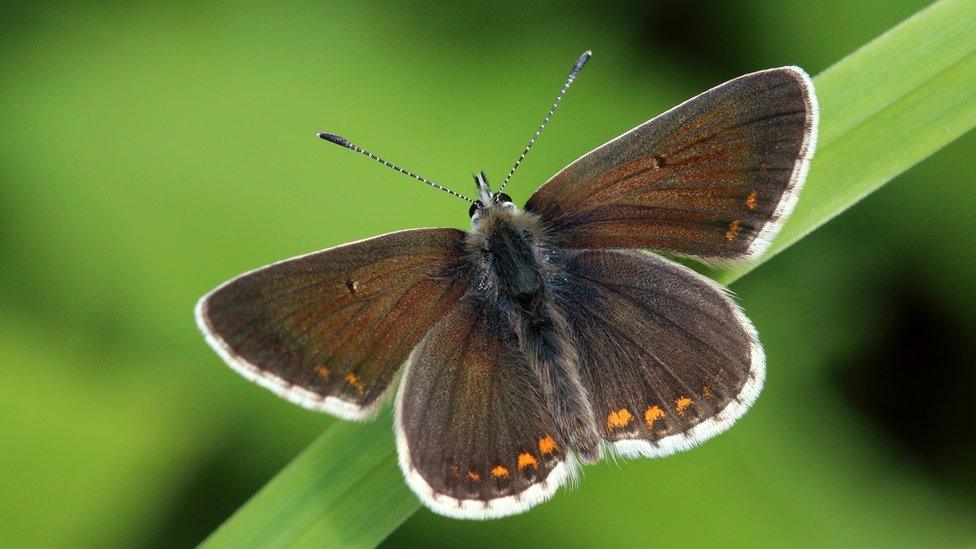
526 67 817 261
395 297 573 519
196 228 471 419
557 249 762 456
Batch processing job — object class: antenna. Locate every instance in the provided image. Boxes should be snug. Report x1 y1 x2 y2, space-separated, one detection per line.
497 50 591 193
316 132 476 203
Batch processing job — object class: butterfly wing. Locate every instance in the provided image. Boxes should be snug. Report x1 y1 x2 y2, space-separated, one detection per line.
395 297 574 519
557 249 762 456
195 228 472 420
526 67 817 261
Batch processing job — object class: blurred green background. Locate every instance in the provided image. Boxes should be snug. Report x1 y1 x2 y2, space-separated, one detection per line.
1 1 974 547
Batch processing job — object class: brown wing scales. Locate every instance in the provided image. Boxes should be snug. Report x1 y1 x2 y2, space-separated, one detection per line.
526 67 817 261
557 249 763 456
196 228 471 419
396 298 574 519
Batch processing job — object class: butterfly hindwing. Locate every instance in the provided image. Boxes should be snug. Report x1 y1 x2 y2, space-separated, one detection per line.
526 67 817 262
195 228 471 420
557 249 763 456
395 297 574 519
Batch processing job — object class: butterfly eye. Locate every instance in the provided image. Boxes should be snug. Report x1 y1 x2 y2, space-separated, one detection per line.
468 202 480 218
495 193 513 204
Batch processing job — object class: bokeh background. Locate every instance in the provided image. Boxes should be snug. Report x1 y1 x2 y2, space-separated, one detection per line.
2 1 974 547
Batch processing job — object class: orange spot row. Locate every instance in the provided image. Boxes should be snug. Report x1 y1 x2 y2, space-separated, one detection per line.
607 408 634 431
345 373 365 396
614 397 693 431
461 450 543 482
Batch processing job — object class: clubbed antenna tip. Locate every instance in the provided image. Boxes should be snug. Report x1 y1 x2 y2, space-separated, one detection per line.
571 50 592 79
317 132 352 148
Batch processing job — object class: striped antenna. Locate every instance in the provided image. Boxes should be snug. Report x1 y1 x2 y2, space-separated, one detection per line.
317 132 476 203
497 50 591 193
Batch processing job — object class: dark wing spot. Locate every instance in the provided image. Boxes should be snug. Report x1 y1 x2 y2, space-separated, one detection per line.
345 278 358 295
652 154 667 168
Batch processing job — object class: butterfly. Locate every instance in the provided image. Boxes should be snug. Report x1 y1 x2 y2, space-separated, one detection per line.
196 51 818 519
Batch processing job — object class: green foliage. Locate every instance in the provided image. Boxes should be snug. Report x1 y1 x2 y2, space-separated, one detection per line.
203 0 976 546
204 414 410 548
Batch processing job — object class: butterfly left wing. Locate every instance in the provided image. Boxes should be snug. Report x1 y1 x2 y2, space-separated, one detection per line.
395 297 574 519
526 67 817 262
195 228 471 420
557 249 763 457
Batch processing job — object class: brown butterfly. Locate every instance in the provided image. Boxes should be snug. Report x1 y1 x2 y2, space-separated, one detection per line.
196 51 818 519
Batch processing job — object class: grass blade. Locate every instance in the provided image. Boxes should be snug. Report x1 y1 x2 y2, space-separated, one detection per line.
204 0 976 545
203 414 413 548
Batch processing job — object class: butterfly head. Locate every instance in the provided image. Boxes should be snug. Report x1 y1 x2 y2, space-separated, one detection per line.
469 171 516 227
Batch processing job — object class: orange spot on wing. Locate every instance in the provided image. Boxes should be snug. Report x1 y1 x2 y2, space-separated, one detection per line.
607 408 634 431
467 470 481 481
644 405 666 429
345 373 365 396
491 465 509 478
746 190 758 211
517 452 539 470
726 220 741 242
676 396 693 414
539 435 557 455
313 364 330 381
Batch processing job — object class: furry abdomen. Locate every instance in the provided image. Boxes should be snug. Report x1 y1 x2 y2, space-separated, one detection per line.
466 208 602 462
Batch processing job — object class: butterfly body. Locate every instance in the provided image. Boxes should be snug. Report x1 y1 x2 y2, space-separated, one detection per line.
465 199 603 462
197 61 818 519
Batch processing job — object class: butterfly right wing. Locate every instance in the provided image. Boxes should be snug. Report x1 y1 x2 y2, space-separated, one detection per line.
557 249 763 457
526 67 817 262
395 297 574 519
